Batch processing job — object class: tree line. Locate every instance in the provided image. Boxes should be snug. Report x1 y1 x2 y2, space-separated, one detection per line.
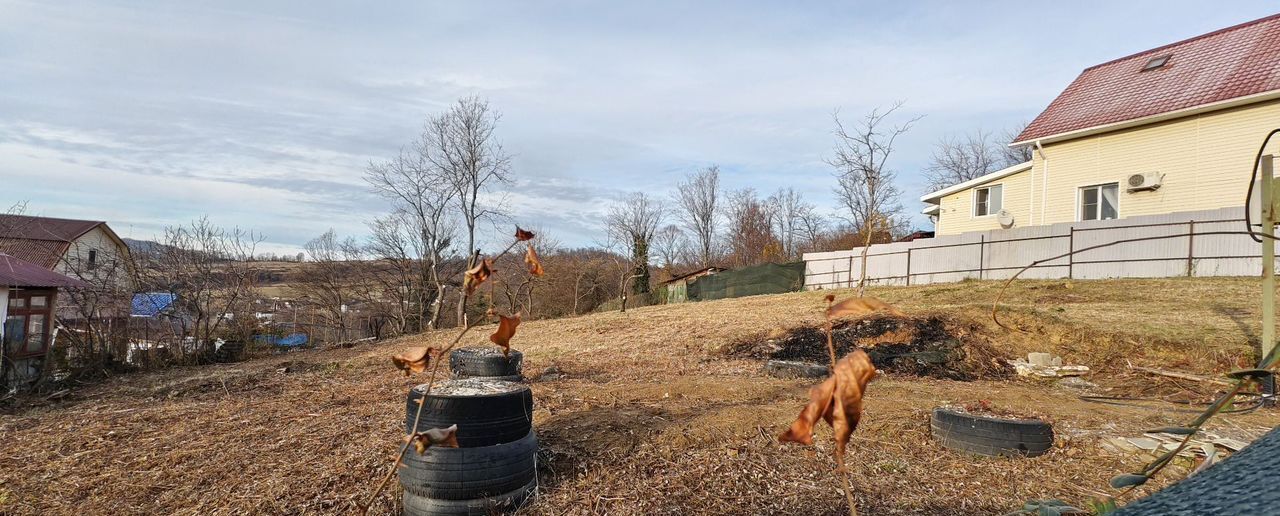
14 98 1031 388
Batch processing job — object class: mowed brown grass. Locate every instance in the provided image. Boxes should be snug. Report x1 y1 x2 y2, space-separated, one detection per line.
3 277 1279 515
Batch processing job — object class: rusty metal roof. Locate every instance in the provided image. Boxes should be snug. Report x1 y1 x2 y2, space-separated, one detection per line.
0 238 69 269
0 214 103 242
1017 13 1280 143
0 253 87 288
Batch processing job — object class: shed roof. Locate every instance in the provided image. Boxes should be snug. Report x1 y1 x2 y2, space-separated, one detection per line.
1114 426 1280 515
1015 13 1280 145
0 253 88 289
131 292 177 317
659 266 726 285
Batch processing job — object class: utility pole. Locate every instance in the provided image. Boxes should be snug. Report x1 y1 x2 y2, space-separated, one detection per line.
1262 154 1276 401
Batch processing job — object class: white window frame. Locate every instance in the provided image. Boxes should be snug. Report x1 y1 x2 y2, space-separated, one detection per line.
972 183 1003 218
1076 182 1121 221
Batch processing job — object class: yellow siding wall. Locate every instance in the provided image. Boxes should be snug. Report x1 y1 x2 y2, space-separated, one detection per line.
935 98 1280 235
936 168 1032 235
55 226 135 290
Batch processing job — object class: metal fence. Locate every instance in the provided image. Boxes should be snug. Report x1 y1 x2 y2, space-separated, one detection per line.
804 207 1268 289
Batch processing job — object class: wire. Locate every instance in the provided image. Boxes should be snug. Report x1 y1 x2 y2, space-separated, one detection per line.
1242 128 1280 242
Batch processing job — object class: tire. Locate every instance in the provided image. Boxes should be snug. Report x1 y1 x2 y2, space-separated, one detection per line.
930 408 1054 458
402 477 537 516
452 373 524 383
406 379 533 448
450 347 523 377
399 431 537 500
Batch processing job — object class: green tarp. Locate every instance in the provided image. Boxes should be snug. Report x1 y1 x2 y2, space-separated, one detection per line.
687 261 805 301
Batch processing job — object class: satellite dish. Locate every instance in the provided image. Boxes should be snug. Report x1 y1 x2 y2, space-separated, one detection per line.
997 210 1015 229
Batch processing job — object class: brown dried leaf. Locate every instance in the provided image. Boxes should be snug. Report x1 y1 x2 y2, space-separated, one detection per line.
826 296 905 320
524 245 544 277
409 424 459 454
463 258 494 295
779 349 878 460
515 227 536 242
489 312 521 357
391 347 437 376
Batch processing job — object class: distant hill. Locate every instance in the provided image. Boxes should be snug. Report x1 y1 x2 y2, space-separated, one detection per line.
122 237 177 256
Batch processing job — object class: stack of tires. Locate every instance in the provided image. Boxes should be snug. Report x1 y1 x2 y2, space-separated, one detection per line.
450 347 524 382
401 378 537 515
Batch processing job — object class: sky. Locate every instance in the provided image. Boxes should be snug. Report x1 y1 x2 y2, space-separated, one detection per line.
2 1 1277 255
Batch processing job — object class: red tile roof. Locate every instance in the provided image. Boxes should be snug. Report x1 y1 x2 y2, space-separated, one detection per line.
0 253 87 289
1016 13 1280 143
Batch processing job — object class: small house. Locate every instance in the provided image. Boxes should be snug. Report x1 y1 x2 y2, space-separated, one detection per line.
1 253 87 388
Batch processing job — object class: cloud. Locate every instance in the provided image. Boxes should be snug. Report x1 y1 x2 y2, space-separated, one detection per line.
2 0 1277 252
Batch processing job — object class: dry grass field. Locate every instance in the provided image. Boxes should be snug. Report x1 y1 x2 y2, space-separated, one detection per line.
3 277 1279 515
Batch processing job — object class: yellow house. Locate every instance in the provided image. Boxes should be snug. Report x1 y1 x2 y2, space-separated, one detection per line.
924 13 1280 236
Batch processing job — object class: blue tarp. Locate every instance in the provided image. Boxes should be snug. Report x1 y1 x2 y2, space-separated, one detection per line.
254 333 309 347
131 292 176 317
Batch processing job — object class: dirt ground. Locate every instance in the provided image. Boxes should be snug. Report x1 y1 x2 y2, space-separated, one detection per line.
3 277 1279 515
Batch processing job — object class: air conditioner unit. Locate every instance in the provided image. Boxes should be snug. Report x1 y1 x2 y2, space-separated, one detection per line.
1127 172 1163 192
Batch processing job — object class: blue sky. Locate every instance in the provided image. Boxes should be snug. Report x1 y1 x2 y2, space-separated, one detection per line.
2 1 1277 254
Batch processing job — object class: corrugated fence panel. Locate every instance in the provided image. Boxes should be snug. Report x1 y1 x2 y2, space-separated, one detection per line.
802 207 1267 290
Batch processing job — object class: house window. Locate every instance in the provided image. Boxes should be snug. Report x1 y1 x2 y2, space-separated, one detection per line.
1080 183 1119 221
25 314 46 353
88 249 98 270
974 184 1003 217
1142 54 1171 71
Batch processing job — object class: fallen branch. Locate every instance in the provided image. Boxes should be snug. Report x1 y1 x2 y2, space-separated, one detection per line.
1131 366 1231 387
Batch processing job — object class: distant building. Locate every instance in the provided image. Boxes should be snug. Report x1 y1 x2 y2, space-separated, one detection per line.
0 214 133 285
659 266 725 303
923 14 1280 235
1 253 87 388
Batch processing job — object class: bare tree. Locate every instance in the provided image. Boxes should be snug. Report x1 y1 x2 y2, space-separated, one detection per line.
673 165 721 267
364 142 457 330
424 96 512 325
650 224 685 273
605 192 664 295
924 123 1034 193
295 230 363 343
364 212 424 336
924 129 1001 193
724 188 781 267
767 188 813 261
1000 121 1033 167
138 217 263 362
829 102 920 296
796 207 828 255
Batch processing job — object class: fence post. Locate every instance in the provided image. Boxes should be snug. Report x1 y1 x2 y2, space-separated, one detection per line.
977 235 985 280
1068 227 1075 279
847 255 854 289
1186 220 1195 277
905 248 912 286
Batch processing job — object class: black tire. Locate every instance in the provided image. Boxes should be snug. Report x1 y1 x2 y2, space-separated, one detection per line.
930 408 1054 458
406 379 533 448
402 477 537 516
399 431 537 500
452 373 524 383
450 347 523 377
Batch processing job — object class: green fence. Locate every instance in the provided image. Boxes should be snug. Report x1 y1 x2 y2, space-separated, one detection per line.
688 261 805 301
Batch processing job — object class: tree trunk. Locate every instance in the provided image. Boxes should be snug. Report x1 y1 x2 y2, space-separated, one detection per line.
856 219 873 297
